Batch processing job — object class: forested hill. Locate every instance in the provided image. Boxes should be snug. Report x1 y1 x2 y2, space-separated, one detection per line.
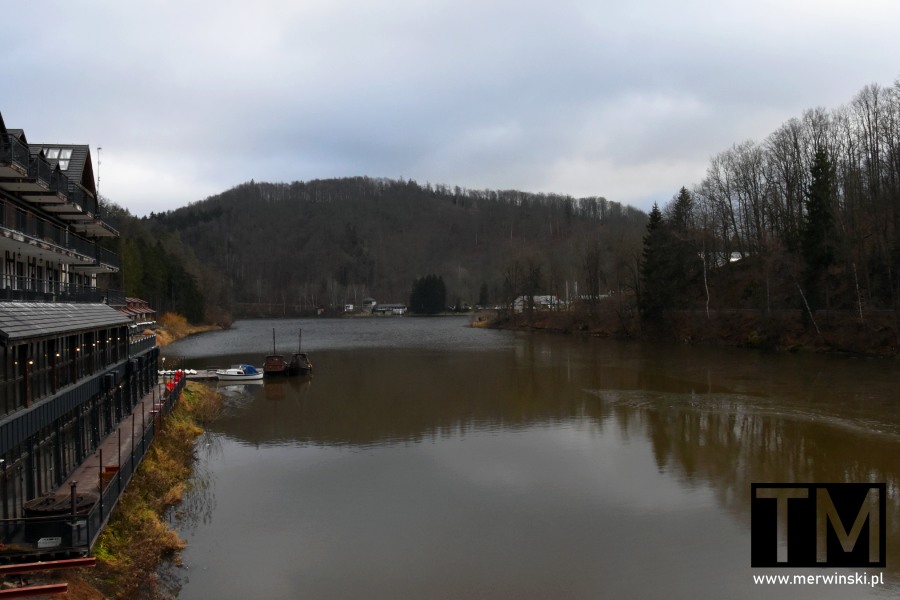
126 177 647 319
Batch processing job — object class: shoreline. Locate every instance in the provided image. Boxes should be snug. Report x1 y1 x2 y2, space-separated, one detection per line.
478 307 900 358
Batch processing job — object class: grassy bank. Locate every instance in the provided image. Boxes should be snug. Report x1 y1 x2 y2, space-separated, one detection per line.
154 312 221 348
61 382 222 599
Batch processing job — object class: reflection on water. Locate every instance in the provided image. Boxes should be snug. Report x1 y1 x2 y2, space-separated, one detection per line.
162 317 900 599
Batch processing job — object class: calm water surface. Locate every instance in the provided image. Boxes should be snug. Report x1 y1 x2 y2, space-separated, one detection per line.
161 317 899 599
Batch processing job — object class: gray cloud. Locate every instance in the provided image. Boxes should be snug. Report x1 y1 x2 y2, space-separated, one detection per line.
3 0 899 216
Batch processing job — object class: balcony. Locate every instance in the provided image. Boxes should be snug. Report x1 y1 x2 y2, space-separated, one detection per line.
1 139 110 232
72 218 119 238
20 161 70 206
39 183 93 223
0 276 126 305
0 133 29 178
0 201 120 271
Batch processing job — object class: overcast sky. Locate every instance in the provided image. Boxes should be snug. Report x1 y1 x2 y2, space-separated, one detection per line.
3 1 899 216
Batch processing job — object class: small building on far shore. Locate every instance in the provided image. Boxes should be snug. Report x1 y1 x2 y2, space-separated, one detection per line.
513 295 562 313
373 303 407 315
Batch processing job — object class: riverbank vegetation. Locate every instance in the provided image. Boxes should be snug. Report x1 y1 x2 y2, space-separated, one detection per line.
154 312 222 348
61 383 222 599
487 302 899 356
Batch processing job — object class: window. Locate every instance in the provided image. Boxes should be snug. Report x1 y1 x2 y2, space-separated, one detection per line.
42 147 72 170
58 149 72 170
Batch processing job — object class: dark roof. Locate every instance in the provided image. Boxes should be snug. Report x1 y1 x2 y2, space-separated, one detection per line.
7 128 26 143
0 302 130 342
30 144 95 195
1 112 95 194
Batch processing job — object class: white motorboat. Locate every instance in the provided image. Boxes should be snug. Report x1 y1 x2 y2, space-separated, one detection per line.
215 364 264 381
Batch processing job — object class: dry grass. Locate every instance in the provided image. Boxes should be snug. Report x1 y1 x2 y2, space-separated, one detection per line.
65 383 222 599
155 312 221 348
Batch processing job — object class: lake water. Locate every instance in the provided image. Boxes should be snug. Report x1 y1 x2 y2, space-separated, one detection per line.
160 316 899 599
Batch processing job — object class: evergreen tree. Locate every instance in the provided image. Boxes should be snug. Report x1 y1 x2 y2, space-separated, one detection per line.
478 282 489 307
667 187 702 302
801 147 837 310
669 187 693 234
639 203 675 321
409 274 447 314
638 191 704 324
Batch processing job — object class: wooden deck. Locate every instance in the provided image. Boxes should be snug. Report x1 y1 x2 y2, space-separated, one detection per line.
57 383 170 498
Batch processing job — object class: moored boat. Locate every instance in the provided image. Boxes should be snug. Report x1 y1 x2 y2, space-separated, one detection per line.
265 329 313 376
264 354 289 375
288 352 313 376
216 364 264 381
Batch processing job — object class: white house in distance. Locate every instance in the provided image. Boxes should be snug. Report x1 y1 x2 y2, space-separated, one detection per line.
513 295 562 313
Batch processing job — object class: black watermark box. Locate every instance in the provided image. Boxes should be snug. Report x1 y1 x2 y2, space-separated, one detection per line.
751 483 886 568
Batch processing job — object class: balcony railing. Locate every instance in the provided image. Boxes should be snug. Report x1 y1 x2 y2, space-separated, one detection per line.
0 276 126 305
129 334 158 355
66 184 85 211
97 246 120 269
0 133 30 172
0 201 119 269
67 184 99 217
50 168 69 199
3 141 102 219
26 153 53 188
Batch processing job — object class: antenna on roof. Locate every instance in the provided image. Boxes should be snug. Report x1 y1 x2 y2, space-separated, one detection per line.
96 146 102 198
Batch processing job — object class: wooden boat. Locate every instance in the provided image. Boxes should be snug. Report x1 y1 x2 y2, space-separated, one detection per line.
264 354 289 375
216 364 264 381
263 328 289 376
287 352 313 376
264 329 312 376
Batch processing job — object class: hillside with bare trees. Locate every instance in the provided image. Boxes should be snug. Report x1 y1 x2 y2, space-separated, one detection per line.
634 78 900 353
118 178 647 319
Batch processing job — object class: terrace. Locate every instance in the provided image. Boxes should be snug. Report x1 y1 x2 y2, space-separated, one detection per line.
0 200 120 272
1 131 116 240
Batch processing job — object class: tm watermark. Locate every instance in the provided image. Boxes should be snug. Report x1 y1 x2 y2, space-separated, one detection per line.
751 483 886 568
